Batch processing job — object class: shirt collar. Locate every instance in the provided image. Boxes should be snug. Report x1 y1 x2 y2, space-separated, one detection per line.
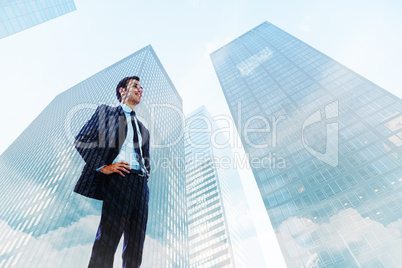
120 103 134 115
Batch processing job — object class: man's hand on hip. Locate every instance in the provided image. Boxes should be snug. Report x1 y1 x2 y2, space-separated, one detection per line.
99 161 130 177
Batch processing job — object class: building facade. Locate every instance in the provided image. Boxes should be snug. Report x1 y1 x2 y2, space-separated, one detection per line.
0 45 188 267
185 107 237 268
185 106 266 268
210 21 402 267
0 0 76 39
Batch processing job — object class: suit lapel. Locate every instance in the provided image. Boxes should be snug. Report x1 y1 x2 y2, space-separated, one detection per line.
113 105 128 156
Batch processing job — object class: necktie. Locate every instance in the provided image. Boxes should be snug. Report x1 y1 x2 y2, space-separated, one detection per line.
130 111 145 170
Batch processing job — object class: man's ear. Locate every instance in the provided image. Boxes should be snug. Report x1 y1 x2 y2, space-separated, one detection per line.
119 87 126 97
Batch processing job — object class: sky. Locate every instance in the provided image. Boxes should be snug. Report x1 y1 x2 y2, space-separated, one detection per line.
1 0 401 155
0 0 402 266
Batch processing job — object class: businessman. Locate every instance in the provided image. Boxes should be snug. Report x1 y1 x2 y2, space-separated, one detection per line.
74 76 151 267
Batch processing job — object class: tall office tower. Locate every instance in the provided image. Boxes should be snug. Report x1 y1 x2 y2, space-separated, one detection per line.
0 45 187 267
210 21 402 267
0 0 76 39
185 106 266 268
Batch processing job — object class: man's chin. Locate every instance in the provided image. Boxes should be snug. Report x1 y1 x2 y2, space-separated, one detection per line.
129 97 141 105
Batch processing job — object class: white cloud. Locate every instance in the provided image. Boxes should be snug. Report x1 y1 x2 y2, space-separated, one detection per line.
0 216 96 267
276 208 402 267
0 215 174 267
37 215 99 249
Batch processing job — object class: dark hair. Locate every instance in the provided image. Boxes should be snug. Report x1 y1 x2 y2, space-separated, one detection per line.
116 76 140 102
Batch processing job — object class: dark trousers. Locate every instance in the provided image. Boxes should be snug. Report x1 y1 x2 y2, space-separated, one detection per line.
88 171 149 268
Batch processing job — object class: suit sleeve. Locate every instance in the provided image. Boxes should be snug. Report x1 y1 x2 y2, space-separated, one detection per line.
74 105 107 170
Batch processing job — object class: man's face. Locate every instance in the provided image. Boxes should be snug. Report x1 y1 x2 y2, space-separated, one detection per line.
121 79 143 105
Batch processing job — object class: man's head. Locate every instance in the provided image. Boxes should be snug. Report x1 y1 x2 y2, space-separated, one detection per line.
116 76 143 105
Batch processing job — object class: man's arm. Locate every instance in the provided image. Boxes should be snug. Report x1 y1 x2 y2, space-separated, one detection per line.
75 105 131 177
74 105 107 170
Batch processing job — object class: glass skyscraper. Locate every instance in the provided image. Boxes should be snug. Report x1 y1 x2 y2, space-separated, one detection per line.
0 45 187 267
0 0 76 39
210 21 402 267
185 106 266 268
185 106 237 268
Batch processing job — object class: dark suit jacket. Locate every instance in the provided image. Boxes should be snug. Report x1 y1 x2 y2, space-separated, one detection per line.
73 104 151 200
